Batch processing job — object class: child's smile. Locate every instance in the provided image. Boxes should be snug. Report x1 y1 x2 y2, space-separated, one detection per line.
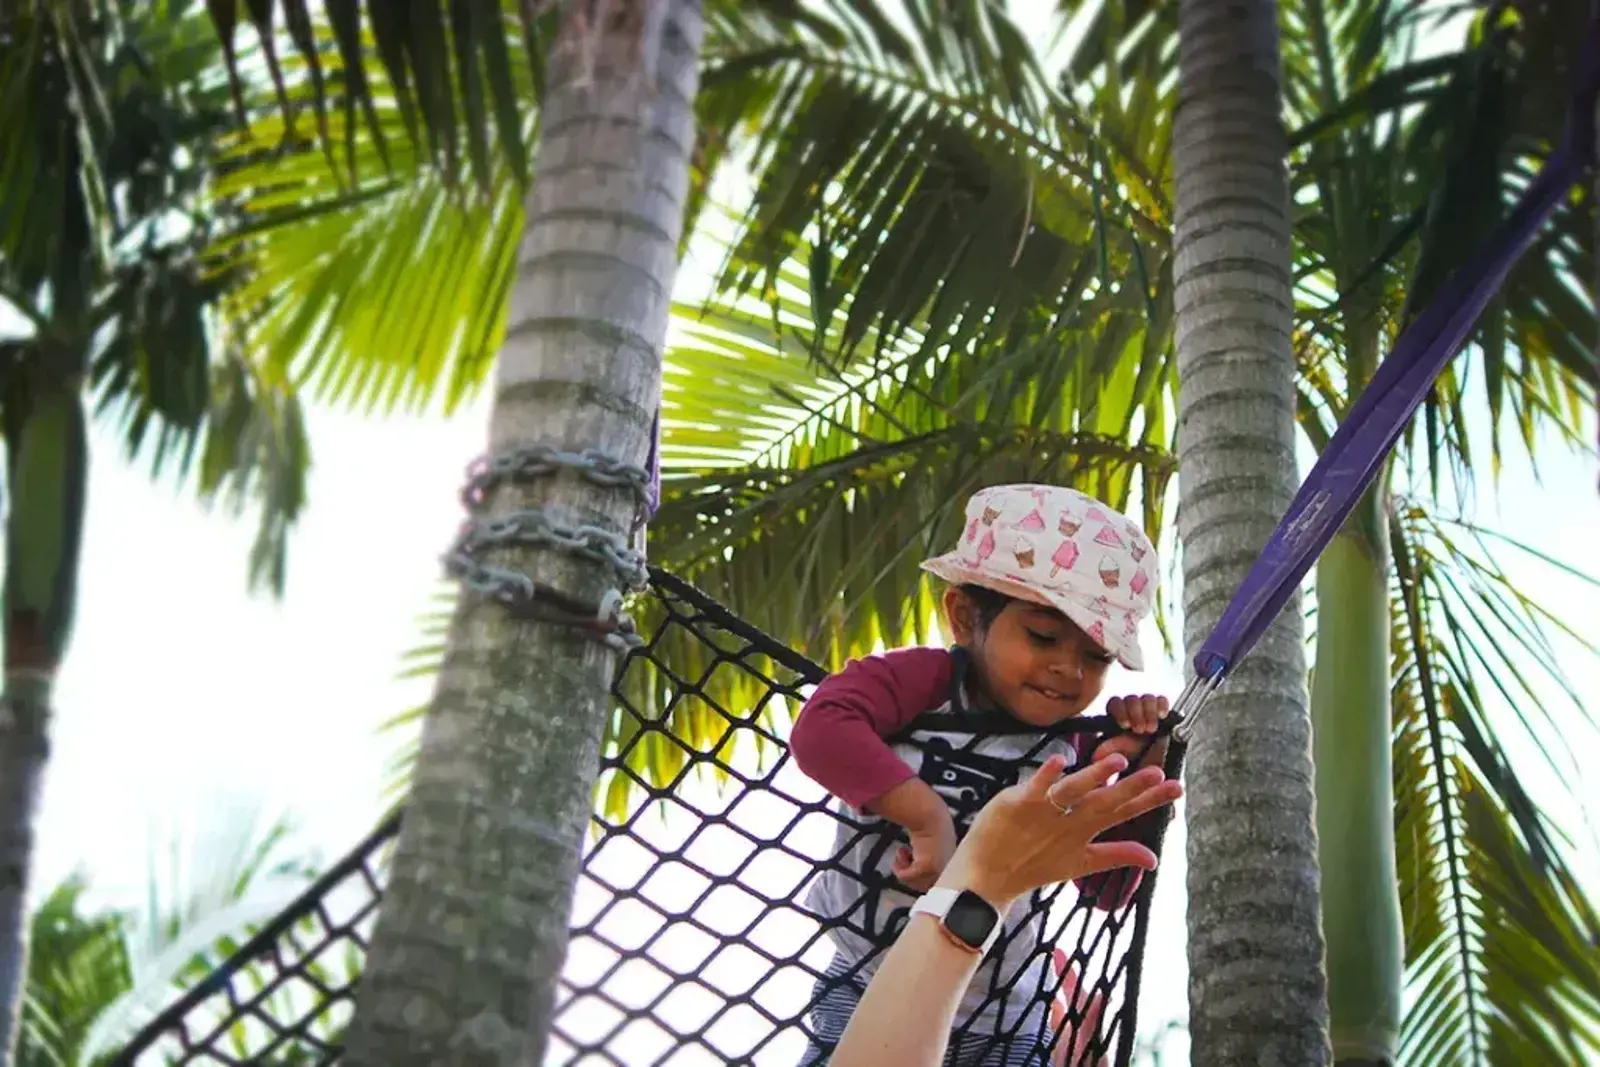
1025 682 1079 705
947 594 1112 727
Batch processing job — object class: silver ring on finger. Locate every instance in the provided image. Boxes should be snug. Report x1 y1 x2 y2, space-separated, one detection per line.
1047 789 1074 817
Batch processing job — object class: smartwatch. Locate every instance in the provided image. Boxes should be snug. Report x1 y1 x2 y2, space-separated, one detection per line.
910 887 1003 957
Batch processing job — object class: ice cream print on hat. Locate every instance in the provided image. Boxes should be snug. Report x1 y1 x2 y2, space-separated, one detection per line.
920 484 1158 669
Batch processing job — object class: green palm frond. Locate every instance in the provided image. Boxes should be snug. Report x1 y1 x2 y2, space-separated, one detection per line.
201 0 850 195
652 231 1174 660
1283 0 1598 495
211 138 523 418
200 0 539 190
706 0 1173 373
16 805 321 1067
0 0 314 596
79 804 321 1063
194 0 852 416
17 877 133 1067
1390 502 1600 1067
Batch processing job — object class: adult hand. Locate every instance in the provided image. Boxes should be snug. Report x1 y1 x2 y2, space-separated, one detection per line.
934 752 1182 911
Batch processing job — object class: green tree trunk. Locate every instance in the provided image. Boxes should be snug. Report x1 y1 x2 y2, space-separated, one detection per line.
337 3 703 1066
1310 292 1402 1063
1171 0 1331 1062
1311 519 1402 1063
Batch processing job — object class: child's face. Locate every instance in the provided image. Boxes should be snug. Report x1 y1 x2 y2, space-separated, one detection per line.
945 589 1114 727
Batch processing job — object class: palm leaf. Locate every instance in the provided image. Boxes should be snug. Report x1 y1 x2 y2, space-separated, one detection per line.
0 0 315 596
16 877 133 1067
1390 503 1600 1066
204 0 837 189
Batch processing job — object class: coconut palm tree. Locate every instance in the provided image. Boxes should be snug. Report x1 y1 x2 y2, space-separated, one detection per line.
202 0 1598 1062
1168 0 1328 1059
196 2 722 1062
331 0 708 1059
0 2 310 1055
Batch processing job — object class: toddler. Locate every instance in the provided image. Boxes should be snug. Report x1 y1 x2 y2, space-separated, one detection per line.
791 484 1170 1066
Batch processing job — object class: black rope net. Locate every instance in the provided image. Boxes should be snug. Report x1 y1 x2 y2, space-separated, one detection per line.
110 571 1182 1067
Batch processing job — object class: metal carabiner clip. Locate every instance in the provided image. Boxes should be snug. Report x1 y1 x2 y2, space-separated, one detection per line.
1170 669 1225 744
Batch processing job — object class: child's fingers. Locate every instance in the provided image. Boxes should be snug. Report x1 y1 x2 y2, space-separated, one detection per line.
892 847 923 882
1110 694 1174 734
1049 956 1110 1067
1140 697 1159 733
1048 981 1067 1066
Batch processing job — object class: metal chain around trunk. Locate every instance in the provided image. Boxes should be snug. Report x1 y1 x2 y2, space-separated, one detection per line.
444 443 653 649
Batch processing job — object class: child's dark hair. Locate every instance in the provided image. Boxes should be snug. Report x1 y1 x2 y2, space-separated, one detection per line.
957 583 1013 631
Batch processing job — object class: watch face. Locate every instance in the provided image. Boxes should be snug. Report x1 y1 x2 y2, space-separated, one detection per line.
945 890 999 947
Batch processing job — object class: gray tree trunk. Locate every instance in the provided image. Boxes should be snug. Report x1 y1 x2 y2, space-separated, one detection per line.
338 3 703 1065
0 674 51 1064
1171 0 1331 1063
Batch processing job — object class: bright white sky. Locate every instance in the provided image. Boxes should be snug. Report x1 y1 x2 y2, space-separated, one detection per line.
12 1 1600 1062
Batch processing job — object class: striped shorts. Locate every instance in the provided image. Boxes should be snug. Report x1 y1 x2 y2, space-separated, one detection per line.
799 954 1051 1067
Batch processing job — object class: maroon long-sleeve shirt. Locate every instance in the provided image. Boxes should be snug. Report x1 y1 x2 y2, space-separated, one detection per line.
790 645 1142 911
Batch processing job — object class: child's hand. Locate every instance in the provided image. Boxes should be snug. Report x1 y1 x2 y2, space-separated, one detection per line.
892 807 958 892
1093 694 1169 764
1108 694 1168 734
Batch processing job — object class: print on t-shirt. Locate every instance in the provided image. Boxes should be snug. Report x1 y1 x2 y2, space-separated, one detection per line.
916 736 1023 819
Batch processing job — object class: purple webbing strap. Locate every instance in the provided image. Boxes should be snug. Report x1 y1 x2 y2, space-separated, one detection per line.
1175 17 1600 735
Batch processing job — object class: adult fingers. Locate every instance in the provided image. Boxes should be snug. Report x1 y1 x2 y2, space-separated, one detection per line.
1074 775 1180 841
1106 777 1184 827
1081 839 1158 876
1041 753 1129 809
1066 764 1168 820
1020 752 1074 802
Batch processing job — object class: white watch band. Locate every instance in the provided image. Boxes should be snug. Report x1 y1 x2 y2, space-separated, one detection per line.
911 887 1004 956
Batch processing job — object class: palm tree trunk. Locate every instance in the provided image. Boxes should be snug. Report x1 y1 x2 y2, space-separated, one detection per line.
1 374 88 1065
1171 0 1331 1062
0 673 51 1062
1310 518 1401 1065
1310 303 1402 1063
338 4 703 1066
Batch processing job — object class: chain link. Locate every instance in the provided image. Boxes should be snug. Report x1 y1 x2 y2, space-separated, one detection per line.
452 511 649 592
445 443 654 650
463 443 652 533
